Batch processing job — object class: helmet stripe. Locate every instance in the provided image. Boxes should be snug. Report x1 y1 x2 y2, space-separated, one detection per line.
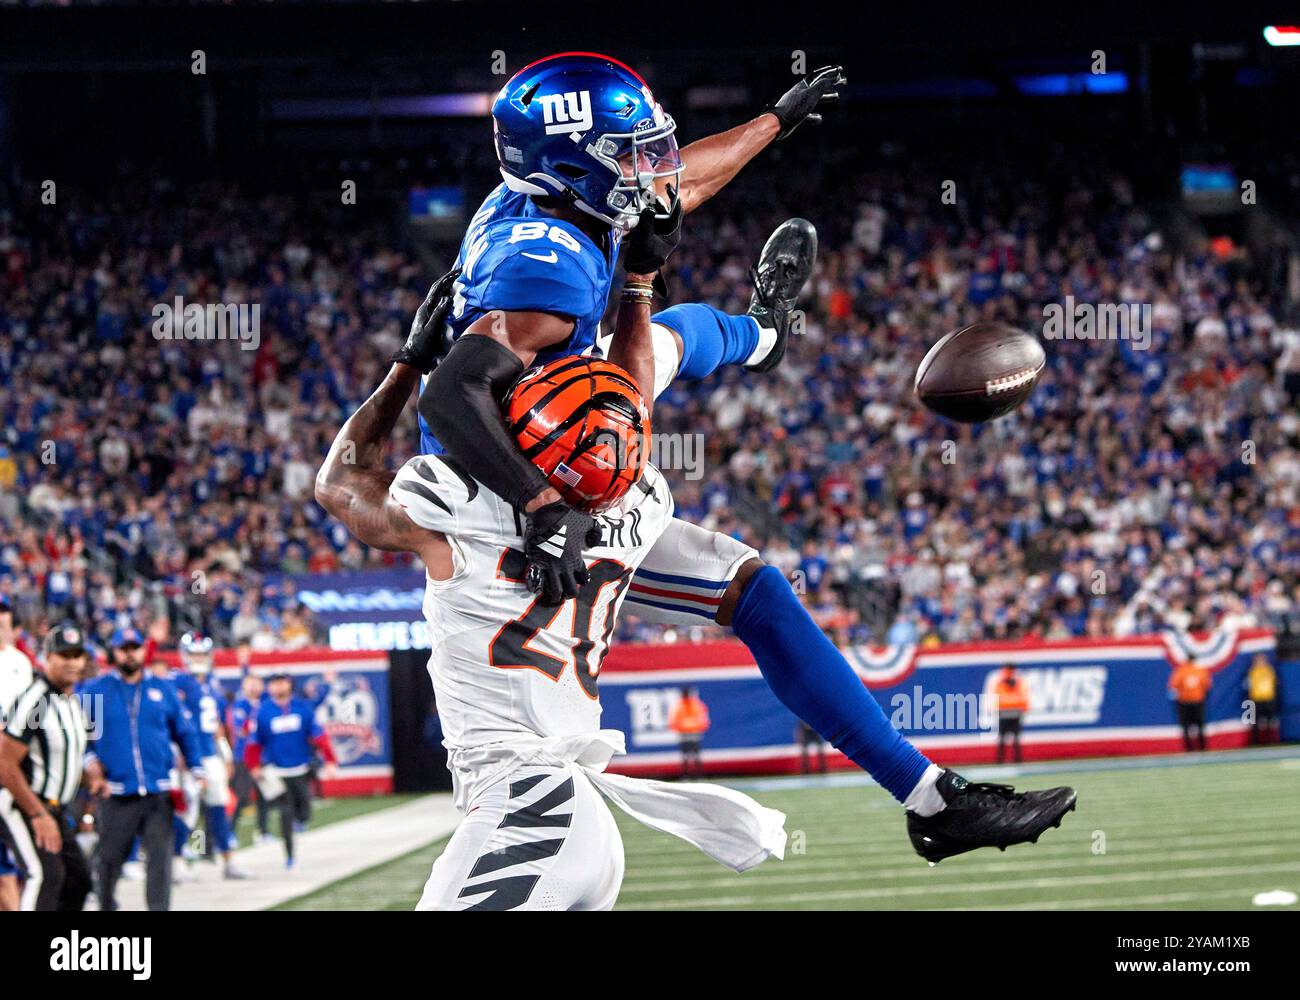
517 395 643 462
512 51 648 87
508 369 641 437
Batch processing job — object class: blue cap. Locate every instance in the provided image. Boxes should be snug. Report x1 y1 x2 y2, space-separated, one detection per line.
110 626 145 649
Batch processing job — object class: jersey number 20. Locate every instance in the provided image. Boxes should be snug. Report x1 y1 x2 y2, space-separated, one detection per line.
488 551 631 699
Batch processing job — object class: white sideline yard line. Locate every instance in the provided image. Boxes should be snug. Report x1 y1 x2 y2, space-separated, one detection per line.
621 861 1300 909
618 842 1300 893
616 843 1300 894
618 833 1300 882
113 794 461 912
616 809 1300 877
934 887 1300 911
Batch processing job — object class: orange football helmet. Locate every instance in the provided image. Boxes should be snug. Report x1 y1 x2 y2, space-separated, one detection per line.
505 356 650 512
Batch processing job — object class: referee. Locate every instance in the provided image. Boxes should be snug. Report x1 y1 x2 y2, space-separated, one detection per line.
0 624 92 911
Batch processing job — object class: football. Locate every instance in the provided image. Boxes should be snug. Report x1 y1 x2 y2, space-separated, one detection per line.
914 322 1046 423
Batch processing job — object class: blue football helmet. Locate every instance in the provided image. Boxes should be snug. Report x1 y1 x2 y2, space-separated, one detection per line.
180 631 215 674
492 52 683 232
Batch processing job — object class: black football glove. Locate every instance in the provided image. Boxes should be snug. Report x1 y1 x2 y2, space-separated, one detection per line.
390 266 462 373
765 65 846 141
523 501 604 606
621 187 683 276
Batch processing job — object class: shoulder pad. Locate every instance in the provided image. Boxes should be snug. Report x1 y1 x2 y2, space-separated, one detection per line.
463 219 602 320
390 454 482 534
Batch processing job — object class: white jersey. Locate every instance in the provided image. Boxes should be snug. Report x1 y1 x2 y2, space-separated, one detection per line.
391 456 788 903
389 453 674 754
0 644 34 724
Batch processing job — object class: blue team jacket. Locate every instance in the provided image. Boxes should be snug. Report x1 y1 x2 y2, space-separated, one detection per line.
82 672 205 796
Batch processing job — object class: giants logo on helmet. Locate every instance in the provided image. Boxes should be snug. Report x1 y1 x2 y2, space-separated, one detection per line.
538 90 593 137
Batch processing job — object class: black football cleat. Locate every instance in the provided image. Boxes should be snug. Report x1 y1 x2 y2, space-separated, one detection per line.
906 769 1077 865
744 218 818 373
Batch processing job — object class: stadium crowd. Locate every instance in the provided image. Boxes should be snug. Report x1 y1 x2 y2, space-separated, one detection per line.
0 134 1298 659
651 151 1300 648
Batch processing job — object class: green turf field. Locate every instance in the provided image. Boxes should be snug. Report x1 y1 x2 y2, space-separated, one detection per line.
277 749 1300 911
231 792 423 849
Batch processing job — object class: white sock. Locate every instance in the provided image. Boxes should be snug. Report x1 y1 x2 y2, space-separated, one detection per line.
742 317 778 367
903 764 946 817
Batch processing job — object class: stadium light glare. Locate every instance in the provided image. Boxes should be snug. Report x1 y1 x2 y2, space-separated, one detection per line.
1014 72 1129 96
270 92 495 121
1263 25 1300 46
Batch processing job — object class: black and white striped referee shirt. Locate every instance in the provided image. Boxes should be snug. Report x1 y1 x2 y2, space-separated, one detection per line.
3 676 89 807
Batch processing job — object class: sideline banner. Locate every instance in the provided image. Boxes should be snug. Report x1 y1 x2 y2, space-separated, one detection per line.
596 628 1279 777
281 568 427 651
163 648 393 796
181 629 1282 788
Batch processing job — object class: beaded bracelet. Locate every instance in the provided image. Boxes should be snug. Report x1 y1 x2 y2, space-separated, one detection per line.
621 282 655 304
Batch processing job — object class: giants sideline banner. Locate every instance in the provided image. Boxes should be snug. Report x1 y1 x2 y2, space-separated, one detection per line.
596 628 1280 777
164 648 394 797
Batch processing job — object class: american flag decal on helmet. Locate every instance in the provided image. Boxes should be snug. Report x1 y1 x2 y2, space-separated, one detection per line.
553 462 582 488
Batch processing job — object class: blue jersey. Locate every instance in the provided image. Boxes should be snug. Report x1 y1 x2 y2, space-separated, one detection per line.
228 695 260 762
250 696 325 773
171 671 224 758
419 184 619 455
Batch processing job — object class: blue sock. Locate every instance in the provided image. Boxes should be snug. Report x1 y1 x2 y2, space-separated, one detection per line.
173 817 189 855
653 303 760 380
205 805 232 856
731 566 933 803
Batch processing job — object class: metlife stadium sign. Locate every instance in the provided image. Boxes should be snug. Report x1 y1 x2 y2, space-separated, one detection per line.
286 569 430 651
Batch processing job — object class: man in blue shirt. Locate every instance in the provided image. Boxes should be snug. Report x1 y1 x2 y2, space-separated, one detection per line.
82 627 205 911
244 673 336 868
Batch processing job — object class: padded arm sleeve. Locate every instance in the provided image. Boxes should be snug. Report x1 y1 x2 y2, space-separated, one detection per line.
418 333 551 511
